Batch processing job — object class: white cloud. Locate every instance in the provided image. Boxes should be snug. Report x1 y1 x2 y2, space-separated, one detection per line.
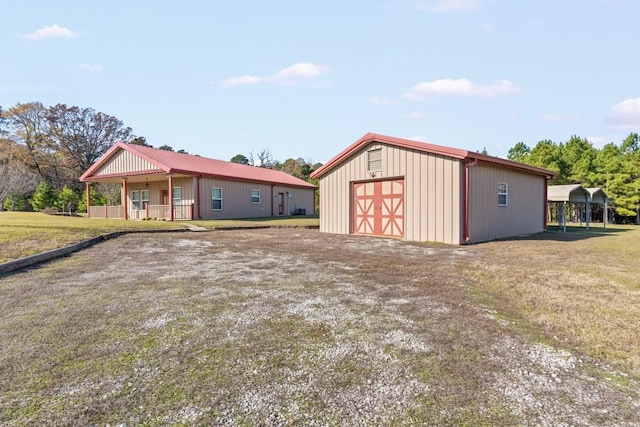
21 24 78 40
586 136 610 148
606 97 640 130
222 75 263 87
415 0 483 13
540 113 578 122
222 62 329 87
371 97 399 106
79 62 103 72
407 112 427 119
404 78 519 100
266 62 330 85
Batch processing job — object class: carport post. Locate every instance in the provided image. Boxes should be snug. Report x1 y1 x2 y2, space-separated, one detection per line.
586 200 590 231
563 201 567 232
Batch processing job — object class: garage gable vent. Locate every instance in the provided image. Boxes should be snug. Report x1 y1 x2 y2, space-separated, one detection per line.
368 148 382 173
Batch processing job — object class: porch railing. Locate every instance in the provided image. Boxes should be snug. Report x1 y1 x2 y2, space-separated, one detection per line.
88 203 193 220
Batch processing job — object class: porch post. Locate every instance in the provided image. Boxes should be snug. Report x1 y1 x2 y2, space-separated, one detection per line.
168 175 174 221
86 182 91 218
122 179 128 220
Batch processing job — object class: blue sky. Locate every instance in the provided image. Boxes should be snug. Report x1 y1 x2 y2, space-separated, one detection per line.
2 0 639 164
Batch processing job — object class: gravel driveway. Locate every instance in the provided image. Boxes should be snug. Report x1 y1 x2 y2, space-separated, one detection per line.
0 229 638 425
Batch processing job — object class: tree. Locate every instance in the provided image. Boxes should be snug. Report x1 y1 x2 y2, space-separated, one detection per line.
177 149 188 154
249 148 276 168
507 142 531 163
129 136 151 146
30 181 56 211
158 145 174 151
230 154 249 165
562 135 595 184
57 186 79 213
78 184 107 212
0 139 39 211
46 104 134 189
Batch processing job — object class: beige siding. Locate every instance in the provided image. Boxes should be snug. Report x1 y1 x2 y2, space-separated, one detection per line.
95 150 160 176
126 177 195 218
467 163 546 243
197 178 314 219
318 142 462 244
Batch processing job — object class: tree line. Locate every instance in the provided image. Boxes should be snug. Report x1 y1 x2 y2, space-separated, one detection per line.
0 102 321 212
507 133 640 222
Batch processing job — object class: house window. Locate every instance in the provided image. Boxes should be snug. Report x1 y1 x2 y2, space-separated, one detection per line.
368 148 382 173
172 187 181 206
251 189 261 204
131 190 140 210
212 187 222 210
498 182 508 206
141 189 149 209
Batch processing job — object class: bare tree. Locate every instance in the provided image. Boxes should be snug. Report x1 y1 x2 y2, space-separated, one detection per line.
249 148 276 168
0 156 39 211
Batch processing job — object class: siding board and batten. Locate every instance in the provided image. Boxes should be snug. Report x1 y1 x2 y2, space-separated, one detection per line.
81 143 316 221
312 133 556 245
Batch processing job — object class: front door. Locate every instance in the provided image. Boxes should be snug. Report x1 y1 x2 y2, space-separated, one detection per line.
353 179 404 238
278 193 285 215
161 189 168 205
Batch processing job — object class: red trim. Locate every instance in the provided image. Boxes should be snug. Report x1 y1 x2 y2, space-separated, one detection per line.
311 132 557 180
86 183 91 217
83 169 165 181
464 158 478 242
122 179 128 220
544 179 549 230
168 176 174 221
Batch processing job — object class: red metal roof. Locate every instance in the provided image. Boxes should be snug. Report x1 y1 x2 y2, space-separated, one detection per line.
311 132 557 179
80 142 316 189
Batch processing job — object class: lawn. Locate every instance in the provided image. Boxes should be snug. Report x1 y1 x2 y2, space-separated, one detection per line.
0 226 638 425
0 212 319 263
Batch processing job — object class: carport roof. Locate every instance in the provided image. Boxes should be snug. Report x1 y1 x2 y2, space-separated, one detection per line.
311 132 557 179
547 184 591 202
587 188 608 204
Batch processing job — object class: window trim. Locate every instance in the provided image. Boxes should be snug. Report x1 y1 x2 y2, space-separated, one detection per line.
367 148 383 173
498 182 508 206
251 189 261 204
212 187 223 211
141 189 150 209
131 190 140 210
172 187 181 206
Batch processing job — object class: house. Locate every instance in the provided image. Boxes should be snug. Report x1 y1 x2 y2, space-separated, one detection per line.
310 133 557 244
79 142 316 220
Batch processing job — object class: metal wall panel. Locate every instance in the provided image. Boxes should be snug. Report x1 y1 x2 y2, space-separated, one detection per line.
94 150 158 176
467 163 546 243
197 178 315 219
318 142 462 244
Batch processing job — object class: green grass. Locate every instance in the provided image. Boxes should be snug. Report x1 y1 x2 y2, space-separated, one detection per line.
0 212 319 263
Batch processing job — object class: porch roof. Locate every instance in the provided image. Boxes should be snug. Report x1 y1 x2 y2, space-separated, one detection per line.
80 142 316 189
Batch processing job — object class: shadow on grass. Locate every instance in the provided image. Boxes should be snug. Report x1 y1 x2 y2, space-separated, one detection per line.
507 224 635 243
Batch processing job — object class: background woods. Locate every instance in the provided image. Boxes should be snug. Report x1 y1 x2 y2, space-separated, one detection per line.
1 101 639 222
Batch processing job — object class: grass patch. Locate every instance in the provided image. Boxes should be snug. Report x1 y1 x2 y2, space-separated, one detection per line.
462 224 640 377
187 215 319 229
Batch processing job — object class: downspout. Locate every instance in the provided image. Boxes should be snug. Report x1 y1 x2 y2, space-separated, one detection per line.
122 179 128 220
168 175 174 221
544 178 549 230
464 158 478 242
86 182 91 218
271 184 275 216
197 176 201 219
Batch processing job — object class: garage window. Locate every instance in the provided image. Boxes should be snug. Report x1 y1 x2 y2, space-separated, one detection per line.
368 148 382 173
498 182 508 206
212 187 223 210
251 189 261 204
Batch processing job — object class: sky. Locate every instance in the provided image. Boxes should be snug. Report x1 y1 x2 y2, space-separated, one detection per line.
2 0 640 164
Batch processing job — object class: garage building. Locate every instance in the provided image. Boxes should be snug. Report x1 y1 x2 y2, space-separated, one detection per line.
311 133 556 244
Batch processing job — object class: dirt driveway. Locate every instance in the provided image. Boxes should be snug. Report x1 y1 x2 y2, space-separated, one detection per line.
0 229 638 425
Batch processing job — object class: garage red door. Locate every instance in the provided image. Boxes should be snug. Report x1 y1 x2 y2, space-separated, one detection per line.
353 179 404 238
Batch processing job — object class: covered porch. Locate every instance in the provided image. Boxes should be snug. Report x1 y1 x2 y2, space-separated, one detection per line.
85 173 198 221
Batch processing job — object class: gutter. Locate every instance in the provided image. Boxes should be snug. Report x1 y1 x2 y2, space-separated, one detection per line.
463 158 479 242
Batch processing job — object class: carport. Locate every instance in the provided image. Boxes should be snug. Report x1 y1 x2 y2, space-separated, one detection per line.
547 185 591 232
587 188 609 228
